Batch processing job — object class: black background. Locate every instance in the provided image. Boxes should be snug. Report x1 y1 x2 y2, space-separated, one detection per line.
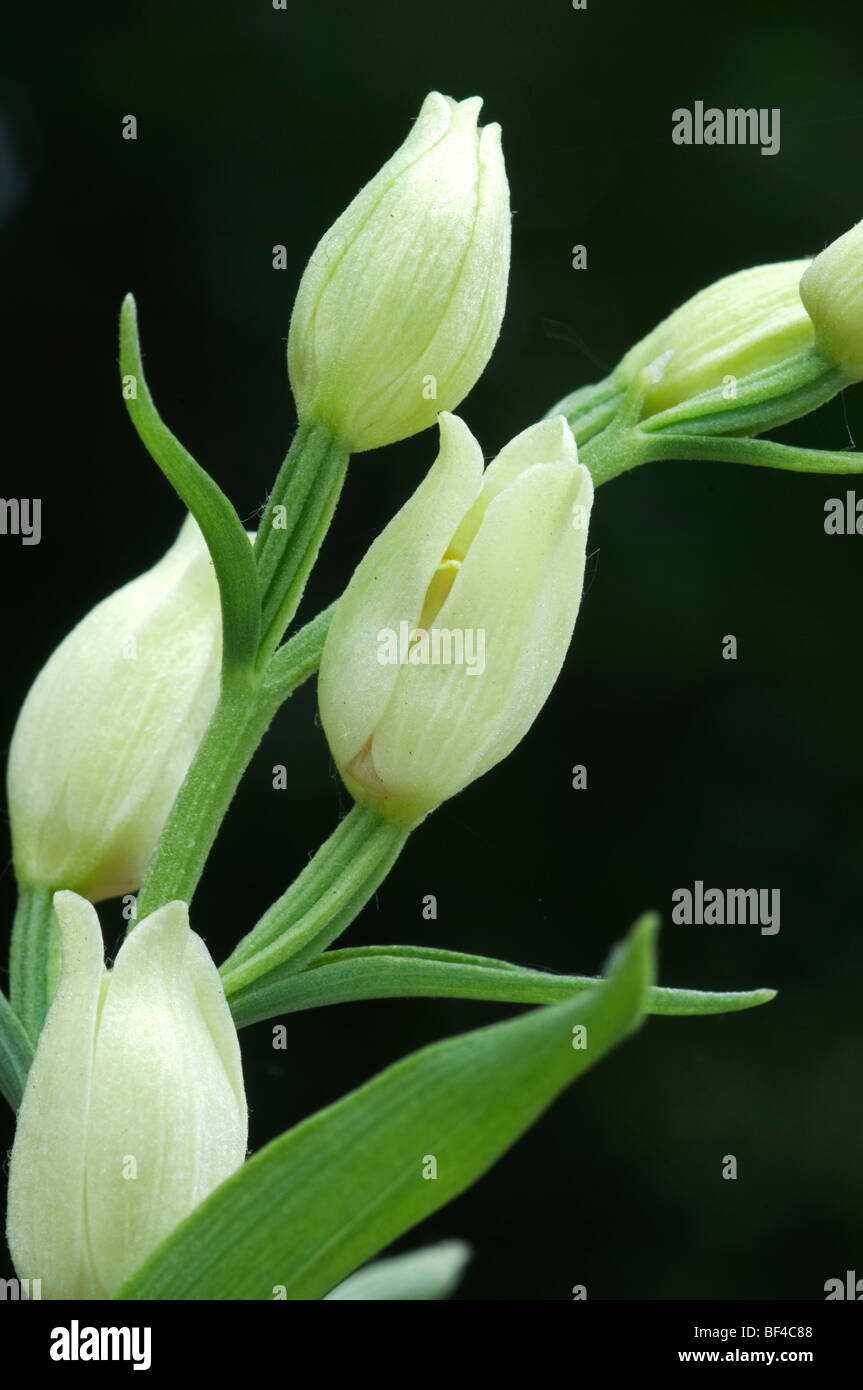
1 0 862 1300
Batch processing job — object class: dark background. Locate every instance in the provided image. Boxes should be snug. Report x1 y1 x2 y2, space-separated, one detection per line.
1 0 862 1300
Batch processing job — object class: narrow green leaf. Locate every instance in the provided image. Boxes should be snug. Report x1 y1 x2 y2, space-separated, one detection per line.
323 1239 471 1300
0 982 35 1112
227 940 775 1029
119 293 261 672
118 914 656 1300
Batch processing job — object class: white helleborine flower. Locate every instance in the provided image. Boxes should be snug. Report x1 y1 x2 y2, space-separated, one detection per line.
800 217 863 381
8 516 229 903
6 891 247 1299
318 412 593 825
288 92 510 453
619 259 815 415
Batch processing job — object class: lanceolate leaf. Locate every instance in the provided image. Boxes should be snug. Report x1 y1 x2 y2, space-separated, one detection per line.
118 914 656 1301
225 939 775 1030
119 294 261 673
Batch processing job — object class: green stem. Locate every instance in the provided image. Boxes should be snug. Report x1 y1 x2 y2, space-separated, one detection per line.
131 417 347 919
254 424 350 663
579 413 647 487
133 607 334 922
134 678 263 921
0 982 35 1110
261 601 336 712
546 373 626 448
9 883 58 1046
220 804 410 1002
550 348 859 487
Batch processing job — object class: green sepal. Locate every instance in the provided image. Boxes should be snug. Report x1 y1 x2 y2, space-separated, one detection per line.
640 346 846 439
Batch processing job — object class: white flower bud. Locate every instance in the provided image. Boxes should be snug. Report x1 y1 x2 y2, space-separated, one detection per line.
288 92 510 452
619 260 814 415
8 517 228 902
6 891 247 1299
800 217 863 381
319 413 592 824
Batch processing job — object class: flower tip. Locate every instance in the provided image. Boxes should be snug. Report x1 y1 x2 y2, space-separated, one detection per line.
436 409 471 447
574 459 595 506
458 95 484 125
644 347 676 383
799 217 863 380
52 889 97 930
50 890 104 976
159 898 192 929
479 120 503 158
415 90 455 134
126 897 191 961
547 413 579 464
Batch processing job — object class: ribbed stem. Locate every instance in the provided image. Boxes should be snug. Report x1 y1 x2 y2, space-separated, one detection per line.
221 804 410 1006
254 423 350 662
9 883 58 1046
133 604 336 923
546 374 626 447
134 677 265 921
0 981 35 1109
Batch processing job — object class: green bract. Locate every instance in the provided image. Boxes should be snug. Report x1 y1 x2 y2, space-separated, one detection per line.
6 892 247 1299
318 413 593 825
8 517 229 903
800 217 863 381
287 91 511 452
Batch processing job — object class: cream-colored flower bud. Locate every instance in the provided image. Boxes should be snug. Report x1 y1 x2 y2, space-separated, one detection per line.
6 891 247 1299
8 517 227 902
800 217 863 381
319 413 593 824
619 259 815 415
288 92 510 452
